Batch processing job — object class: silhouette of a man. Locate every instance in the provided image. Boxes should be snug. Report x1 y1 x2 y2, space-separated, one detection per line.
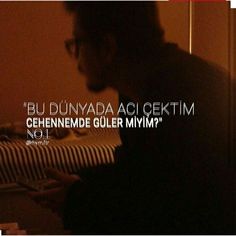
31 2 235 234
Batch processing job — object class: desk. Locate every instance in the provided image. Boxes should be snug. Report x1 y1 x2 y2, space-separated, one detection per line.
0 188 68 234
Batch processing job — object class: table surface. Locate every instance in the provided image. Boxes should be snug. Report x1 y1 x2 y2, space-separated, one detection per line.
0 189 69 235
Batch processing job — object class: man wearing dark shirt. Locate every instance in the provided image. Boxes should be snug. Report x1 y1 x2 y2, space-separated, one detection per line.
31 2 235 234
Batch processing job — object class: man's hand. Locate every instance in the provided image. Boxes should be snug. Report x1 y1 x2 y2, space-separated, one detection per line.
29 168 80 217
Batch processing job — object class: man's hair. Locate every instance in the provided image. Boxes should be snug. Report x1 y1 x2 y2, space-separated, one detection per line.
65 2 164 57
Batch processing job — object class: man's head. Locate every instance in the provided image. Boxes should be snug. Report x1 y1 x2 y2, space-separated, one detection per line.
65 2 164 92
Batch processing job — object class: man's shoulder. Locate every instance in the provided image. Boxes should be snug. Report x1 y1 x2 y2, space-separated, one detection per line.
147 43 229 100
